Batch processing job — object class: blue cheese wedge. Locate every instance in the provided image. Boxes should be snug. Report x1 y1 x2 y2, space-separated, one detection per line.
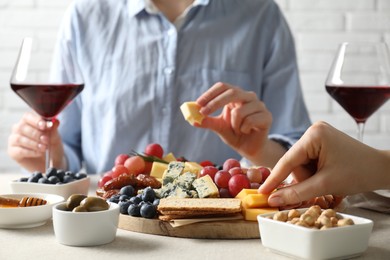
175 172 197 190
162 161 185 185
192 175 220 198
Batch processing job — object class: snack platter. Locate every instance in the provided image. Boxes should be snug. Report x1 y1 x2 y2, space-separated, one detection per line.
118 214 260 239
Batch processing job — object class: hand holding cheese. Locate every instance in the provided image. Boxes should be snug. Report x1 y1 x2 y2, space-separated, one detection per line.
259 121 390 208
191 82 286 168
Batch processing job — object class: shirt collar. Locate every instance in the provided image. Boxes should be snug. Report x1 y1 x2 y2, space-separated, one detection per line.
127 0 210 18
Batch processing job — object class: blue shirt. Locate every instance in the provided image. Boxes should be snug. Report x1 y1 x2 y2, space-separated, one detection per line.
52 0 311 174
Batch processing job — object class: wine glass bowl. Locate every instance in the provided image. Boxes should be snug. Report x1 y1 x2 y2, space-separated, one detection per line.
10 37 84 169
325 42 390 141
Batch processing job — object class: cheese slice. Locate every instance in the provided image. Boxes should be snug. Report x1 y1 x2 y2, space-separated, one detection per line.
243 207 278 221
150 162 169 179
180 101 205 125
242 194 270 209
192 175 220 198
235 188 259 200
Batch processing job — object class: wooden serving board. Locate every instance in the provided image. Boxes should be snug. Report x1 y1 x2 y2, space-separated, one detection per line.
118 214 260 239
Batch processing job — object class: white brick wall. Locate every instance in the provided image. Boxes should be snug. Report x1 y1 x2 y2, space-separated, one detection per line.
0 0 389 172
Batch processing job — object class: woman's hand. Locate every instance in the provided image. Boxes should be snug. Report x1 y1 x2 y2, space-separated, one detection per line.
8 112 65 173
195 82 286 167
258 121 390 207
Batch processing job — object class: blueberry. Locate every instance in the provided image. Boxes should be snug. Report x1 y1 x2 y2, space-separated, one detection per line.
119 201 132 214
48 176 60 184
75 172 87 179
62 175 74 183
38 177 50 184
128 204 141 217
119 195 130 202
18 177 28 182
152 198 160 206
65 171 76 178
45 167 57 178
56 169 66 182
129 196 142 205
140 203 157 219
119 185 135 197
141 187 155 203
28 172 42 183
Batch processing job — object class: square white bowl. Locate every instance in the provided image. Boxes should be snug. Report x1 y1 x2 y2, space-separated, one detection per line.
53 202 119 246
10 177 90 200
257 208 373 260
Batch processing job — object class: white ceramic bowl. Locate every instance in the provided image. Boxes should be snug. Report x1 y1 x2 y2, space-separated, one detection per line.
10 177 90 200
53 202 119 246
0 193 64 229
257 208 373 260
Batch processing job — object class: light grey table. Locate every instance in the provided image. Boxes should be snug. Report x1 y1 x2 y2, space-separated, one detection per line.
1 173 389 260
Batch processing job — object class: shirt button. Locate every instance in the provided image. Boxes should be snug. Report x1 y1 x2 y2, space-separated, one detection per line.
164 67 174 74
167 28 176 36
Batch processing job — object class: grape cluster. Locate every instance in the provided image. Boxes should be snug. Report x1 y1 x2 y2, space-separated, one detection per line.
17 167 87 185
107 185 159 219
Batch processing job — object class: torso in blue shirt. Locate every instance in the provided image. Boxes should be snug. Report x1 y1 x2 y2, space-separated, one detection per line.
53 0 311 174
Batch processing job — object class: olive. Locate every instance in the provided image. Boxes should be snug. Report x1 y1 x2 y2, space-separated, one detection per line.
80 197 109 212
66 194 88 211
72 206 88 212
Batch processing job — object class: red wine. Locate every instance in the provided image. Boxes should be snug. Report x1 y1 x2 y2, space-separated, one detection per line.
11 83 84 119
326 85 390 123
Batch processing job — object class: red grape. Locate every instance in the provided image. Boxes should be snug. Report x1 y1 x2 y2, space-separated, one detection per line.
228 166 243 176
200 166 219 180
114 153 130 166
124 156 146 175
228 174 251 197
250 182 261 189
214 170 231 188
222 158 241 171
144 143 164 159
246 168 263 183
259 166 271 182
199 160 214 167
111 165 130 179
97 173 113 188
219 188 232 198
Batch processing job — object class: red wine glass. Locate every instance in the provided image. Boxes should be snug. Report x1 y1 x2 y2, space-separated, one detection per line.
325 42 390 142
10 37 84 170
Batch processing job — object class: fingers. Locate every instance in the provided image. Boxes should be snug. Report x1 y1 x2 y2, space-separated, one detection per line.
196 82 270 135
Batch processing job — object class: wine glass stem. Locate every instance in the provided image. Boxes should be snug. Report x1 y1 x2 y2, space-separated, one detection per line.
45 119 53 170
357 122 365 142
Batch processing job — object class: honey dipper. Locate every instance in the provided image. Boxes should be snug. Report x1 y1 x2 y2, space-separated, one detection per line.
0 196 47 208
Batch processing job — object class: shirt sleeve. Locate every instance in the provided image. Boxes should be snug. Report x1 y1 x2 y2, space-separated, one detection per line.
261 3 311 145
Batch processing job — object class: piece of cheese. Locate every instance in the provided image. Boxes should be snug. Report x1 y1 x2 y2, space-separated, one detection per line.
242 194 270 209
235 188 259 200
163 152 177 162
180 101 205 125
192 175 220 198
162 161 185 185
150 162 169 179
184 161 203 176
242 207 278 221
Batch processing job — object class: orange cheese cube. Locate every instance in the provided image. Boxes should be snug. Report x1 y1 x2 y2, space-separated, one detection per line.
235 189 259 200
243 207 279 221
242 194 270 209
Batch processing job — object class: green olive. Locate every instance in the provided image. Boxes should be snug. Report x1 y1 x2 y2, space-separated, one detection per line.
66 194 88 211
80 197 109 212
72 205 88 212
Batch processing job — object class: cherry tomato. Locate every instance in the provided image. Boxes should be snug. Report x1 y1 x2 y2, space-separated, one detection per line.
199 160 214 167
